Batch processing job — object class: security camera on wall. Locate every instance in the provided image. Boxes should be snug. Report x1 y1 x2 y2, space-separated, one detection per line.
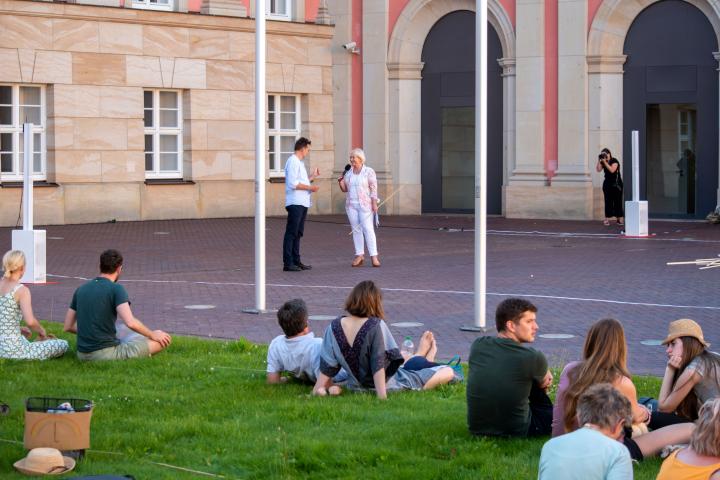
342 41 360 54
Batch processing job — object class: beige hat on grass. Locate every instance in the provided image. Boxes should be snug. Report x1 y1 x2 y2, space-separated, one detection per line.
661 318 710 347
13 448 75 476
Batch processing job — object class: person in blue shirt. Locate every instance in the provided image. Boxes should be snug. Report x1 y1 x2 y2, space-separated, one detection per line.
538 383 633 480
283 137 319 272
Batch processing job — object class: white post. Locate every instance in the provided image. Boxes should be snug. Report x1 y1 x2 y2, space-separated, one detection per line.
624 129 649 237
253 0 267 312
12 123 46 283
23 123 33 230
463 0 488 331
632 130 639 202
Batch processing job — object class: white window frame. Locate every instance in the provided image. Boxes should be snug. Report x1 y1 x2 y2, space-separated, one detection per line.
267 94 300 177
132 0 173 11
0 84 46 182
144 89 183 180
266 0 292 21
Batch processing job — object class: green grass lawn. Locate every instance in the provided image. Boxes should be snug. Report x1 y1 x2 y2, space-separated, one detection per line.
0 324 665 479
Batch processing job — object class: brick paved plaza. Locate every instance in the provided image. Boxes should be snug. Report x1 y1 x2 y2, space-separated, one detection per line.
1 215 718 375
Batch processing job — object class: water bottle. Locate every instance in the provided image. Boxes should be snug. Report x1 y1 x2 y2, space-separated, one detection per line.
401 336 414 357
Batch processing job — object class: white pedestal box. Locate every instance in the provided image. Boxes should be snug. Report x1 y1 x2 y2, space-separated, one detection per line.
624 201 648 237
11 230 46 283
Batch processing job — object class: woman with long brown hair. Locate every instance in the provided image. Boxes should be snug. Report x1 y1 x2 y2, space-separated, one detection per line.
659 319 720 420
552 318 693 461
312 280 455 399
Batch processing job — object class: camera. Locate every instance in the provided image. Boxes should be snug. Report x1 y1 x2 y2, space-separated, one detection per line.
598 153 606 160
342 41 360 54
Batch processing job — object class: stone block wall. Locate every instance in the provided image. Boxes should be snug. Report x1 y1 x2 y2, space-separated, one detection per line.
0 0 334 226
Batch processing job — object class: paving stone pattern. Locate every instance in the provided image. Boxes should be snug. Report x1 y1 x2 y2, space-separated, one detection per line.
1 216 718 375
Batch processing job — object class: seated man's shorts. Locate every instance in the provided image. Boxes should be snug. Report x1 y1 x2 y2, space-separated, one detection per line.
77 338 150 361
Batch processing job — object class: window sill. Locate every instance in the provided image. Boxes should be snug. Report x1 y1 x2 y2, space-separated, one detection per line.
0 181 58 188
132 3 174 11
144 179 195 185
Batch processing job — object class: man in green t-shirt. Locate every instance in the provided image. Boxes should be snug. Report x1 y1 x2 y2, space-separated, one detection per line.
467 298 553 436
63 249 171 361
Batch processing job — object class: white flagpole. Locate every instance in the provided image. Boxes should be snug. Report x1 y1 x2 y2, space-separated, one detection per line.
463 0 488 331
253 0 267 312
23 123 33 231
12 123 47 284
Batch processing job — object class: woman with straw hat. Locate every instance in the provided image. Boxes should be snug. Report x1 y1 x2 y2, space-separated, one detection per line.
0 250 68 360
658 319 720 421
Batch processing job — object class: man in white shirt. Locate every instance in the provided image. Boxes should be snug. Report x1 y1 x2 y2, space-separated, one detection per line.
283 137 319 272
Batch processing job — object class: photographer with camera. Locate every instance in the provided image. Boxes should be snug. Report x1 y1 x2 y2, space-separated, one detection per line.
596 148 624 226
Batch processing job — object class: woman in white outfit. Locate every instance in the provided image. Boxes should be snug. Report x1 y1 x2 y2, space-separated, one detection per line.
337 148 380 267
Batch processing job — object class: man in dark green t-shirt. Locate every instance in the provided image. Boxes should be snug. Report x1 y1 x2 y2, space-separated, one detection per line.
467 298 553 436
63 249 171 361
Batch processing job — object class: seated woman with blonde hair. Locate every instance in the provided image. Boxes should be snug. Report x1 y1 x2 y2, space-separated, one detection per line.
552 318 693 461
0 250 68 360
657 398 720 480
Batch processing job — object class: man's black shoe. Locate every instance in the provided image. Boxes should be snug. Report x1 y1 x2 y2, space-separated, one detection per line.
283 265 302 272
297 262 312 270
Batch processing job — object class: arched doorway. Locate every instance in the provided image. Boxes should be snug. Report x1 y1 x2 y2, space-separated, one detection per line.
420 11 503 214
623 0 719 217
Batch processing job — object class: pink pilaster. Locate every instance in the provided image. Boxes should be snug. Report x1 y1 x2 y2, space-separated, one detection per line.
305 0 320 22
588 0 603 31
352 0 363 148
544 0 558 177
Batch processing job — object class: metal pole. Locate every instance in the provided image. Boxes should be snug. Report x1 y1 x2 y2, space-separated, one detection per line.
254 0 266 312
632 130 639 202
23 123 33 231
462 0 487 331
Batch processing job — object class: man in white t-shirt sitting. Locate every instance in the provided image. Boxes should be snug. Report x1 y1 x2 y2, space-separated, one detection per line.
267 299 344 393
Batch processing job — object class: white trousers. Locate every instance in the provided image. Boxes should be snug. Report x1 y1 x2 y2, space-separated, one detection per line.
346 204 378 256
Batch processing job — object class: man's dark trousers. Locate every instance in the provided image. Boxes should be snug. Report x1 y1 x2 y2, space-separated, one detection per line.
283 205 308 267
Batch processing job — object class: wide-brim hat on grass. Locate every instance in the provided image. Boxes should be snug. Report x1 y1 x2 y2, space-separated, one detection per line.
13 448 75 476
662 318 709 347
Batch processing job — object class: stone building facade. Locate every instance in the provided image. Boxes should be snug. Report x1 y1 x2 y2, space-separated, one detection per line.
2 0 719 225
0 0 333 225
331 0 720 220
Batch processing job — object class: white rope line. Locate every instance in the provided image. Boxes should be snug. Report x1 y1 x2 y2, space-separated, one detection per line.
45 275 720 311
349 184 407 235
0 438 227 478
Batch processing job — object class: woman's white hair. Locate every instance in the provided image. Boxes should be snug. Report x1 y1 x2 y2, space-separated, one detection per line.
349 148 366 164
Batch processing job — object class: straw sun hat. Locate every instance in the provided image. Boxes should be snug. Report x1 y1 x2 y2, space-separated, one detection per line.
661 318 710 347
13 448 75 476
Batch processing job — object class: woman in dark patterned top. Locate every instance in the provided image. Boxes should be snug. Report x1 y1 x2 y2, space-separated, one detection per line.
313 280 455 399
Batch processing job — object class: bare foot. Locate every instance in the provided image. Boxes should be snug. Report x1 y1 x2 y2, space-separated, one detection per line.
328 385 342 396
313 387 328 397
415 331 433 358
426 334 438 363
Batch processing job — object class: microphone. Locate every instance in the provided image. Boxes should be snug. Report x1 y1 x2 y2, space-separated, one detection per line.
344 164 351 172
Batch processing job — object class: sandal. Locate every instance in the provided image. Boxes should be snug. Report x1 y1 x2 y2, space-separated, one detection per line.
351 256 364 267
444 355 464 382
603 219 610 226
